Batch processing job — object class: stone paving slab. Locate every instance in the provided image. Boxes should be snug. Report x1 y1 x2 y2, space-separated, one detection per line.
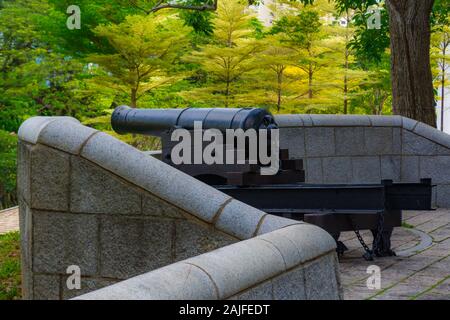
0 207 19 235
340 209 450 300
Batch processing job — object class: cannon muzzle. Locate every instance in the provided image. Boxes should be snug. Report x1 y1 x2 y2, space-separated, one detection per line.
111 106 277 137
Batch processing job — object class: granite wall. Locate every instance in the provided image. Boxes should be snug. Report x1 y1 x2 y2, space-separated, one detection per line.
17 117 341 300
276 114 450 207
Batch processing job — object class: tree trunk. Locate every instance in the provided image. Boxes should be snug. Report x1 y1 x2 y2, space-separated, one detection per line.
308 62 313 99
225 80 230 108
343 10 350 115
130 88 137 108
441 42 447 131
277 70 283 112
386 0 436 127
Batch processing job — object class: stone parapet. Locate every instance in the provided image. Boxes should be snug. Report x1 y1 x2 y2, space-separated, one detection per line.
17 117 340 300
275 114 450 207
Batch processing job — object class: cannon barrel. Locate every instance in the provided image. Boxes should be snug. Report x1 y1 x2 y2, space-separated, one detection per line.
111 106 277 136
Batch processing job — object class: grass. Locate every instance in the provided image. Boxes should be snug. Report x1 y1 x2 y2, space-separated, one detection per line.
409 274 450 300
401 221 415 229
0 231 21 300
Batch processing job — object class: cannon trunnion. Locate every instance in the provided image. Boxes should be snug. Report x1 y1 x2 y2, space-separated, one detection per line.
111 106 433 260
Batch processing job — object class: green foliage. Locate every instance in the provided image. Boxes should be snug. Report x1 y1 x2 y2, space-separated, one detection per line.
179 0 214 35
432 0 450 28
0 232 21 300
90 13 192 107
0 0 49 131
271 9 322 47
0 0 448 214
0 131 17 210
348 3 390 64
45 0 143 56
182 0 263 107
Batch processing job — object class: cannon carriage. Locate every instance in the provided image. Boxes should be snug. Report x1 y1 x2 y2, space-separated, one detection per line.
112 106 434 260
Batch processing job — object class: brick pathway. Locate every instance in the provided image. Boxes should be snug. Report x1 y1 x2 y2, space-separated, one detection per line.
0 206 19 235
340 209 450 300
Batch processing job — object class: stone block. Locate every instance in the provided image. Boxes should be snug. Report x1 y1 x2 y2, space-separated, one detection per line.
322 157 352 183
402 130 437 155
381 156 401 181
364 127 394 155
18 116 80 145
38 119 97 155
305 127 335 157
215 200 266 239
402 117 418 131
142 193 186 218
185 238 285 299
401 156 419 182
257 232 302 269
62 277 118 300
33 274 60 300
368 115 402 127
18 200 33 299
30 145 70 211
333 254 344 299
310 114 371 127
256 215 300 236
274 115 303 128
335 127 365 156
432 186 438 208
76 262 218 300
268 224 336 263
81 132 231 222
298 114 313 126
436 185 450 208
351 156 381 183
393 127 402 153
279 128 305 158
236 281 274 300
305 158 323 183
70 157 141 215
174 219 235 262
435 144 450 155
99 216 173 279
419 156 450 184
33 211 98 275
304 254 340 300
17 142 31 203
272 266 307 300
413 122 450 149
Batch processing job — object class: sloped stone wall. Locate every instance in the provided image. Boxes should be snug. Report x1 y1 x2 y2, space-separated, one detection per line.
18 141 237 299
276 114 450 207
17 117 340 300
76 225 341 300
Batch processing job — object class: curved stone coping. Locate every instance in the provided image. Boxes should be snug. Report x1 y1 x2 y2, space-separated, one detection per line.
74 223 336 300
17 117 302 240
396 228 433 257
18 117 81 145
275 114 450 149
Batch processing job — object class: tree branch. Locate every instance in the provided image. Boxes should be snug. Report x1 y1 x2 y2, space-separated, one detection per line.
130 0 218 15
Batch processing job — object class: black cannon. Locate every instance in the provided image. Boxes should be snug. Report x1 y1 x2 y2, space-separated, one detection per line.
112 106 433 260
112 105 278 134
112 106 304 185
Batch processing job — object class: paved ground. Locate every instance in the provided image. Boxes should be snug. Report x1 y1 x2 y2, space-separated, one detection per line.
0 207 19 235
0 206 448 299
340 209 450 300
